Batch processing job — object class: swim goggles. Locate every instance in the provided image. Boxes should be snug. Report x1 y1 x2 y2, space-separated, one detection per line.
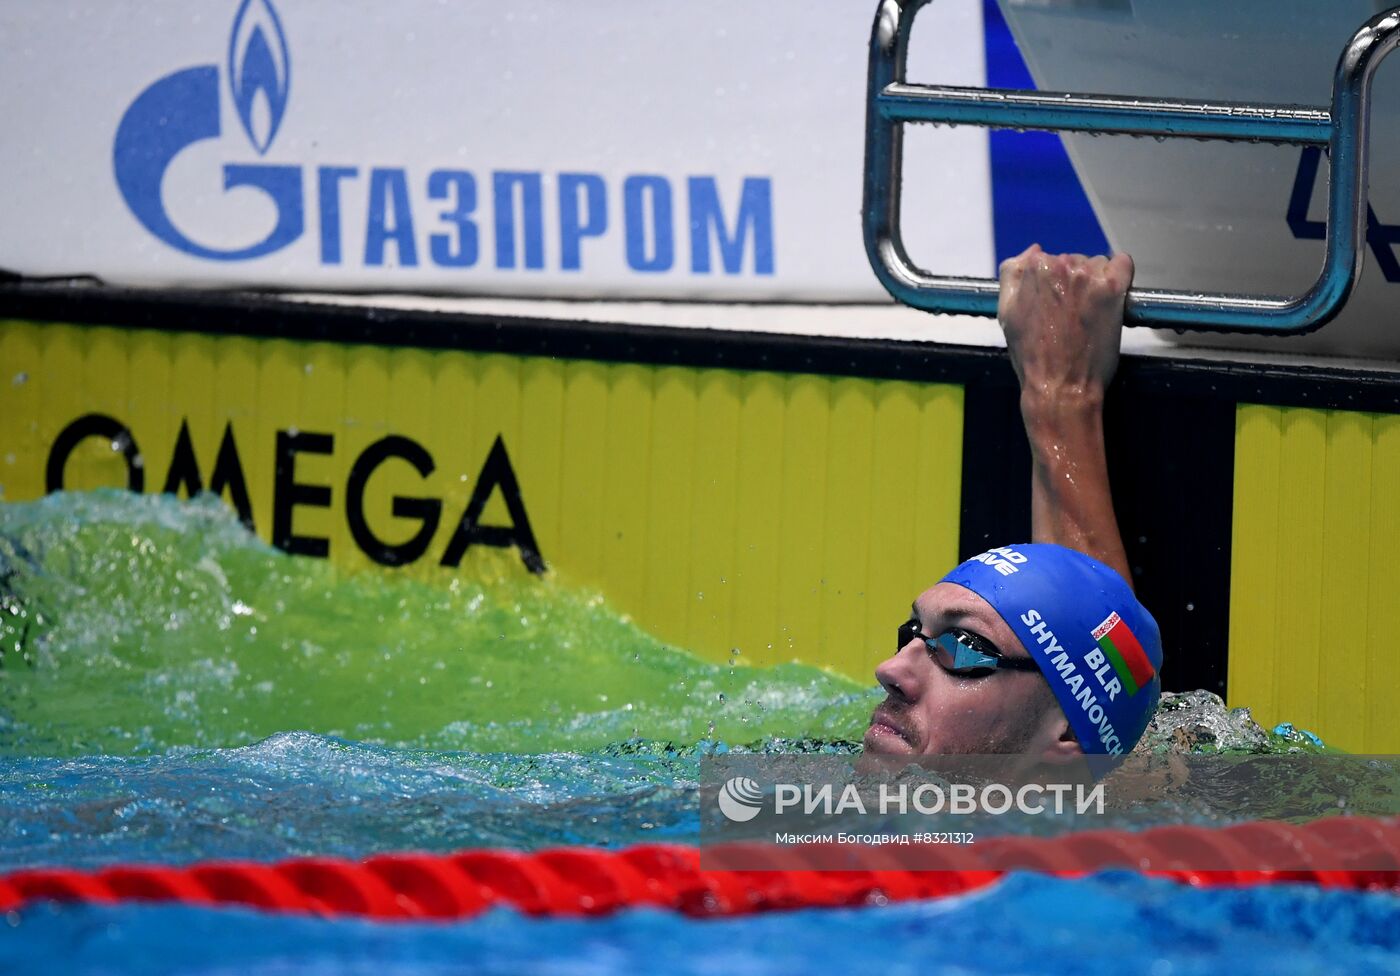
897 620 1042 677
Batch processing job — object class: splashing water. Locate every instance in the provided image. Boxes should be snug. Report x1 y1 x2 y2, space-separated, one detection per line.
0 492 876 870
0 492 874 758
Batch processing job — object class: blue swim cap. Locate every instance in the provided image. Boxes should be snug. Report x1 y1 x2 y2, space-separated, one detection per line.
940 544 1162 756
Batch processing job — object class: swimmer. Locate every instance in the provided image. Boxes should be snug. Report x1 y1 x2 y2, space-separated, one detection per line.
864 246 1162 765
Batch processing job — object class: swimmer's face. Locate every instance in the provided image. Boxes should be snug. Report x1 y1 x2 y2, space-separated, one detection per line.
864 582 1062 757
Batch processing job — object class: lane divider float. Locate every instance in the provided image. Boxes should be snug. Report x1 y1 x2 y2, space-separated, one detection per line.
3 815 1397 921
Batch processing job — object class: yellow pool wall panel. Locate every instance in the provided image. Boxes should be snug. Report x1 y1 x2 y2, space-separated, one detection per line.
1230 403 1400 753
0 319 965 681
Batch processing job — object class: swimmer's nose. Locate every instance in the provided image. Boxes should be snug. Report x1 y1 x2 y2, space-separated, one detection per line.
875 640 926 704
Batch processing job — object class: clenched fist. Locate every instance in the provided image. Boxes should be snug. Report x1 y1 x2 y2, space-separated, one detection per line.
997 244 1134 410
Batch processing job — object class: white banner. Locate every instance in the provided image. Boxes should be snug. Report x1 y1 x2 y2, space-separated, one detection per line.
0 0 995 301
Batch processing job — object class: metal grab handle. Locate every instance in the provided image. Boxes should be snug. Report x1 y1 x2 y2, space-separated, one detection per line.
863 0 1400 332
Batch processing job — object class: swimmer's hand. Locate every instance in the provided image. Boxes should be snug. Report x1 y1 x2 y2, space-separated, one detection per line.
997 244 1134 587
997 244 1134 410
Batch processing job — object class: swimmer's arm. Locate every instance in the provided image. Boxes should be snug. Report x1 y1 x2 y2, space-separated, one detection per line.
1023 392 1132 588
998 245 1134 588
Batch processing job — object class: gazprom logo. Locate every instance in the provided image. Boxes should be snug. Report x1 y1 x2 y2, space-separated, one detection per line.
113 0 775 276
228 0 291 155
113 0 300 261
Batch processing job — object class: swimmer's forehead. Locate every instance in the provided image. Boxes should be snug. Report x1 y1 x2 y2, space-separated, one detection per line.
911 582 1030 657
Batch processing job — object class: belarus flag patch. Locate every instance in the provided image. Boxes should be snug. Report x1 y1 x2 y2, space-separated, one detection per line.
1091 612 1156 696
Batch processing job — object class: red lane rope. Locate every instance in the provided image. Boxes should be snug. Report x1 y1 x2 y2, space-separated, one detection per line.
4 815 1397 921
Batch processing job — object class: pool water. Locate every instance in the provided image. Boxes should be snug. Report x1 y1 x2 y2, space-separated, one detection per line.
1 492 1396 975
0 491 868 873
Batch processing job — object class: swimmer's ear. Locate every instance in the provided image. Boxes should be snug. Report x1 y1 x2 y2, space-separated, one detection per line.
1038 719 1085 765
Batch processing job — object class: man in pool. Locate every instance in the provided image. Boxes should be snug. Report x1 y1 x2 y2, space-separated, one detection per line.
864 245 1163 764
